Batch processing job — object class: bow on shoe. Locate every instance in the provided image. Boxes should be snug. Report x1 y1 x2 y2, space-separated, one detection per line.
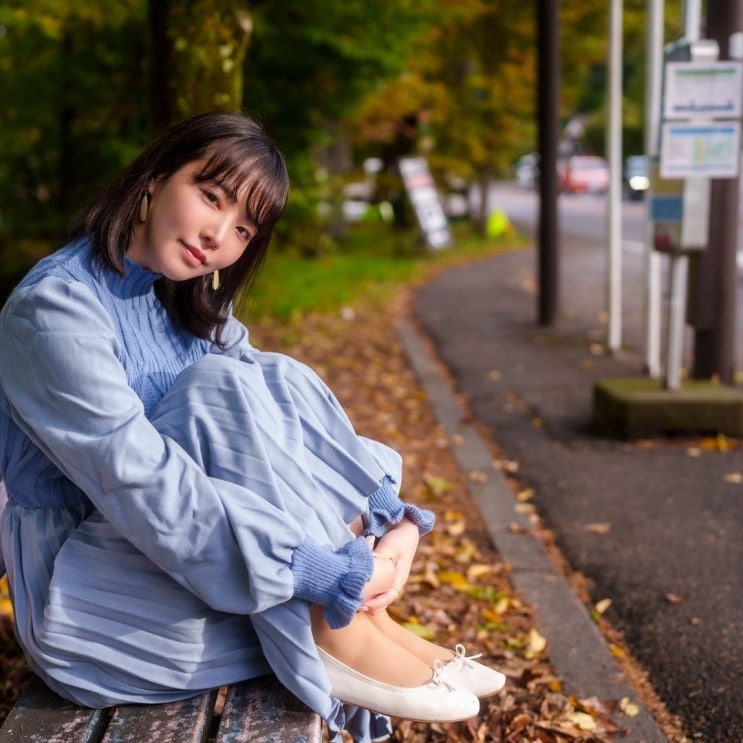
453 643 484 668
431 658 459 693
438 644 506 698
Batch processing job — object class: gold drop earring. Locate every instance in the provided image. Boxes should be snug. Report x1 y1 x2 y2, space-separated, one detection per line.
139 191 151 222
211 270 220 291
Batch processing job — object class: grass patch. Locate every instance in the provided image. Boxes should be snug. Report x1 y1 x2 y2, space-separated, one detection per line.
243 220 527 321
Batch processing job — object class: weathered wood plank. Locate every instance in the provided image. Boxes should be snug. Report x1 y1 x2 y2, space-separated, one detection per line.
100 690 217 743
215 676 321 743
0 676 108 743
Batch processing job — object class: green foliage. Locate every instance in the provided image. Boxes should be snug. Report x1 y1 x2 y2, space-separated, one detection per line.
245 220 525 321
0 0 148 289
0 0 688 298
245 0 437 160
166 1 251 118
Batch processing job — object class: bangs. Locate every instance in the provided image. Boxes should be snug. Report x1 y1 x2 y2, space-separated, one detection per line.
194 138 289 235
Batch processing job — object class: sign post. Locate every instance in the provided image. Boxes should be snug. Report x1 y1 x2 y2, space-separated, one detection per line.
654 40 743 389
398 156 452 251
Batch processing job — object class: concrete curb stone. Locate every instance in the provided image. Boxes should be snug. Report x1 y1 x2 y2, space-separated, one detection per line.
397 318 668 743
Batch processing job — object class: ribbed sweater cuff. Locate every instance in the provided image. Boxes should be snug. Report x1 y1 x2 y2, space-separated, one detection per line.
291 537 373 629
366 476 435 538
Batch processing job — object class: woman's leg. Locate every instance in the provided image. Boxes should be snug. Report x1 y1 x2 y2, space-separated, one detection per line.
310 606 435 687
365 610 454 666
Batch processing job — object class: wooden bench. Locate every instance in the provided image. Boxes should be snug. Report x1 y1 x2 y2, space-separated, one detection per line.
0 675 322 742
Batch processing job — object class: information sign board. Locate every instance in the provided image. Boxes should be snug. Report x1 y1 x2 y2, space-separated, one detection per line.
660 122 740 178
398 157 452 250
663 61 743 119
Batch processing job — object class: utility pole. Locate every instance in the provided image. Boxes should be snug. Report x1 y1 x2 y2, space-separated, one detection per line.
537 0 560 325
689 1 743 385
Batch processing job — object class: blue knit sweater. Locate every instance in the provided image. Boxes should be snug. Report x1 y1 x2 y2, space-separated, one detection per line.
0 239 434 627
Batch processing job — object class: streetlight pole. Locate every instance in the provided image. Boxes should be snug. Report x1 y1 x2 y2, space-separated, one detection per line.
537 0 560 326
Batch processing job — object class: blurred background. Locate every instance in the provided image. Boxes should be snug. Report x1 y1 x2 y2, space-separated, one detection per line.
0 0 684 302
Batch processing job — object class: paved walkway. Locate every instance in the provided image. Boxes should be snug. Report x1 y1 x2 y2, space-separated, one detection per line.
405 245 743 742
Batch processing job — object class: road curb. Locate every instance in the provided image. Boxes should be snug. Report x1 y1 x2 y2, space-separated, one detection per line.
397 318 668 742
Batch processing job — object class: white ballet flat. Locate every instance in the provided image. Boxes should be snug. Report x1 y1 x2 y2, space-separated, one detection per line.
438 644 506 698
317 648 480 722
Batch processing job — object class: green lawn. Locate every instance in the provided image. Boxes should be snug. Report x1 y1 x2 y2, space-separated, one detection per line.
244 221 526 321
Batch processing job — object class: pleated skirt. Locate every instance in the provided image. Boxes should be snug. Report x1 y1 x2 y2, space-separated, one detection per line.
2 351 402 741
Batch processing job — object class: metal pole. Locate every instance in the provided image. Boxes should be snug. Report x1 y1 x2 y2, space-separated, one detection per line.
690 0 742 385
537 0 560 326
664 0 704 390
606 0 623 352
644 0 664 378
666 254 689 389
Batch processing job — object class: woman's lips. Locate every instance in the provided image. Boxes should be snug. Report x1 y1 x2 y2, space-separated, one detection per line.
181 241 207 267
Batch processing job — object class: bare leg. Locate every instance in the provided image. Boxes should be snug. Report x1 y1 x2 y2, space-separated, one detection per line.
311 606 434 687
342 519 454 668
366 610 454 666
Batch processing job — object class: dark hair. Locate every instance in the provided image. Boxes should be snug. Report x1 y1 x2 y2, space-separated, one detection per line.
71 111 289 346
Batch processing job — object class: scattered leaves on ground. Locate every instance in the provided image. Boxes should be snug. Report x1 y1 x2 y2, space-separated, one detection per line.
250 292 645 742
0 286 692 741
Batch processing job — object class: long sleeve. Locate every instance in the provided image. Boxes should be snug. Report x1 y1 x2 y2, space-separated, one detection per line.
0 277 371 618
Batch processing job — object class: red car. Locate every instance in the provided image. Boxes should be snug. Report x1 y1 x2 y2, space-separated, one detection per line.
559 155 609 194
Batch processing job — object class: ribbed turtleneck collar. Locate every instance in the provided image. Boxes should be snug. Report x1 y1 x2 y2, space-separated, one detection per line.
106 256 162 299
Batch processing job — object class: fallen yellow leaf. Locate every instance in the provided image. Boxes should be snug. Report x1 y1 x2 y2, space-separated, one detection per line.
0 576 12 619
514 502 536 515
401 622 437 640
467 563 493 580
438 570 471 590
594 598 612 616
468 470 487 484
423 473 452 495
494 596 511 615
525 627 547 658
584 522 612 534
567 711 597 730
619 697 640 717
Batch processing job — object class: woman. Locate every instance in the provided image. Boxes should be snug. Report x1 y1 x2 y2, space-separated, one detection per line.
0 111 503 742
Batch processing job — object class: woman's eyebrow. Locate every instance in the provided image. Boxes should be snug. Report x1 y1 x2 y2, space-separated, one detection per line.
214 181 239 204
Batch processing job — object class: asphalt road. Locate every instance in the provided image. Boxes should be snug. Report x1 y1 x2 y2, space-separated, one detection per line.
413 184 743 741
482 183 743 371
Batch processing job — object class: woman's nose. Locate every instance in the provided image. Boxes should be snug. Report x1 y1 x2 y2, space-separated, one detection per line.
202 219 230 247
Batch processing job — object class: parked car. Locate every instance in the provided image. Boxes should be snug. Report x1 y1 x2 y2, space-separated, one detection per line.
623 155 650 201
559 155 609 194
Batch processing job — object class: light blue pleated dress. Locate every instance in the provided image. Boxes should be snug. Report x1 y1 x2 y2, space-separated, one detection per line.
0 240 433 743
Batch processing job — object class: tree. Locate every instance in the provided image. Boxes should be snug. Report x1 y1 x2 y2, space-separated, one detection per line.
0 1 147 300
240 0 438 252
148 0 252 125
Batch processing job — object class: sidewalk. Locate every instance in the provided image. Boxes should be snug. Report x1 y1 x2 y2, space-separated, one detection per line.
406 245 743 742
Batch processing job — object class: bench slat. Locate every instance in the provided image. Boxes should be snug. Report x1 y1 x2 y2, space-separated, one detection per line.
101 689 218 743
0 676 108 743
216 676 321 743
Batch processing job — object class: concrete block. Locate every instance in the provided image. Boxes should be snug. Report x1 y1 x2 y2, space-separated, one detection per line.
593 377 743 438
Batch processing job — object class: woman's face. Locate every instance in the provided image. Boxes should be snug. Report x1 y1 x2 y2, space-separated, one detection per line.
128 160 255 280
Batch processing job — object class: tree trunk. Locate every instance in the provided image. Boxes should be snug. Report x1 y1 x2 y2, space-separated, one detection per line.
149 0 253 123
148 0 174 127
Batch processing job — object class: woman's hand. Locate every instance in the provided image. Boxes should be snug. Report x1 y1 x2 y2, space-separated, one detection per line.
360 519 420 613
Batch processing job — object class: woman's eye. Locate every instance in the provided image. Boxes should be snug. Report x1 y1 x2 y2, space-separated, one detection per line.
203 190 219 205
237 226 251 240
